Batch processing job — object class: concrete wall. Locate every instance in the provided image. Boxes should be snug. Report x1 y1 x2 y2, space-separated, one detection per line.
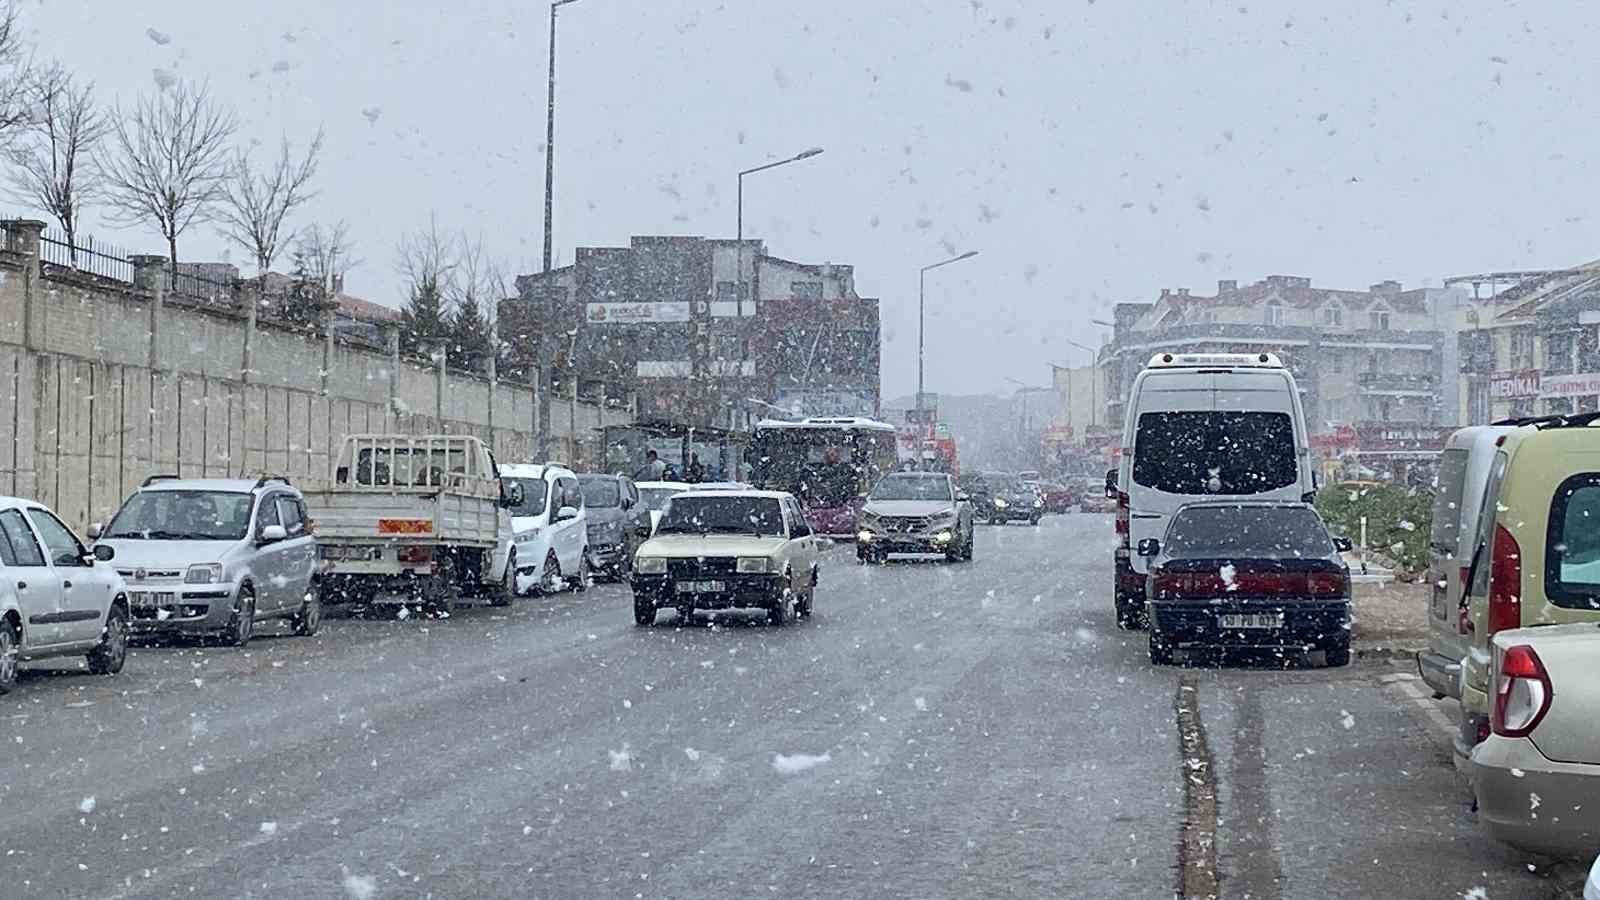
0 222 632 530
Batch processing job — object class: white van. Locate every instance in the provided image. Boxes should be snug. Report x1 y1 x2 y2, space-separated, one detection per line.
1113 352 1315 629
498 463 590 595
1417 425 1520 700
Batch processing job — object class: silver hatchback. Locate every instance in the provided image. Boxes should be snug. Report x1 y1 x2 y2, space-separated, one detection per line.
91 476 321 645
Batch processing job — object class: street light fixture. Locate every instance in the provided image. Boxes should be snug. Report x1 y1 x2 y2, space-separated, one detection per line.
917 250 980 412
736 147 825 317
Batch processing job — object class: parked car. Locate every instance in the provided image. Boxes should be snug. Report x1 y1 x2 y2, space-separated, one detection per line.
963 472 1043 525
1115 352 1314 632
92 476 319 645
0 497 129 691
1037 481 1077 514
578 474 652 580
1140 500 1352 666
1587 852 1600 900
498 463 589 595
1471 623 1600 858
630 490 823 626
636 480 693 535
1419 425 1521 700
855 471 974 563
1456 414 1600 766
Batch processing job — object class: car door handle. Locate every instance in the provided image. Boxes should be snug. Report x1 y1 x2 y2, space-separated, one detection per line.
61 580 72 589
15 581 24 590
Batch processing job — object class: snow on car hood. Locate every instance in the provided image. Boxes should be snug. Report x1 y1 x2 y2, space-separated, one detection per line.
862 500 953 518
95 539 242 570
637 534 789 558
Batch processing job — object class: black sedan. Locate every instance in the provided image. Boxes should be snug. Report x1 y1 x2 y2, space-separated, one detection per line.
1138 501 1353 667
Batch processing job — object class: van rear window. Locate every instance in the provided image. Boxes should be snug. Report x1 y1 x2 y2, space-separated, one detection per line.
1132 411 1297 496
1429 448 1469 557
1544 473 1600 611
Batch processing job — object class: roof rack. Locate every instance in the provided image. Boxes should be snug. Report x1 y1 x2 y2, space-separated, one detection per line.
1490 412 1600 430
140 474 180 487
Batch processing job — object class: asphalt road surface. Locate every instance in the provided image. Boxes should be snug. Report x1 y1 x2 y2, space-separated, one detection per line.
0 517 1562 899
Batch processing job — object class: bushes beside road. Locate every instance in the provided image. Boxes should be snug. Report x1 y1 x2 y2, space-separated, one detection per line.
1315 482 1432 577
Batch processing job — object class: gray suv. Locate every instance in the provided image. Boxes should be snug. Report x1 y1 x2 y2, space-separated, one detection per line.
578 474 652 581
91 476 320 645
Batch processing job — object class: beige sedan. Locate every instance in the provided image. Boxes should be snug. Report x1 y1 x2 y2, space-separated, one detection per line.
1472 623 1600 858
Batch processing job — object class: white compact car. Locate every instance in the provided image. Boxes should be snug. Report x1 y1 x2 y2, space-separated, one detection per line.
630 490 823 626
635 480 693 535
0 496 129 691
499 463 590 594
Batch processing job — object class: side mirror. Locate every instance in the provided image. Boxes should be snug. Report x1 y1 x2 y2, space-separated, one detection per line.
91 544 115 562
1136 538 1161 557
258 524 288 544
621 496 634 510
1333 536 1354 553
1104 469 1119 500
556 505 580 522
87 522 103 540
502 482 526 508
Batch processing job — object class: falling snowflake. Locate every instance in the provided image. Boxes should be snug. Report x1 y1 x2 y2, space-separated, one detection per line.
146 28 171 45
773 752 831 774
78 796 96 814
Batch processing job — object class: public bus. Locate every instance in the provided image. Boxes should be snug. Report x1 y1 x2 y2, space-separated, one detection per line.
749 417 900 538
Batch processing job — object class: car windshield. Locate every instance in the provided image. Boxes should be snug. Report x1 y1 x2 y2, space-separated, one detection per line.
102 490 255 541
1165 506 1336 558
579 478 621 508
869 476 951 501
637 487 682 511
502 477 549 517
655 495 784 537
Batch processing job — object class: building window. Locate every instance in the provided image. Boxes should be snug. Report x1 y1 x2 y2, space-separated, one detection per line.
1264 301 1284 326
1510 330 1534 370
791 281 823 299
1329 351 1343 373
1546 331 1576 375
1322 305 1343 327
715 281 749 303
1369 310 1390 331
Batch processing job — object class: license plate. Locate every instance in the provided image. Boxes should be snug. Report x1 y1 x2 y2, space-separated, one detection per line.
130 591 175 608
1220 613 1282 629
323 546 371 561
676 581 725 594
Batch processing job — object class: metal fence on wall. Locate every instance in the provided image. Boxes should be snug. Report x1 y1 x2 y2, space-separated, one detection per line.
39 230 133 283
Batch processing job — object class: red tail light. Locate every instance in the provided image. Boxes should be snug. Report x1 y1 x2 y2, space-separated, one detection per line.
1491 644 1552 738
1305 572 1350 598
1487 524 1522 635
1114 491 1130 546
396 545 433 564
1153 569 1345 598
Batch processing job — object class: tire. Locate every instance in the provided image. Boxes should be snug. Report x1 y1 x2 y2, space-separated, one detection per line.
1116 607 1142 631
1325 640 1351 668
538 552 561 595
87 604 129 675
1029 515 1041 526
633 594 656 626
574 556 591 593
224 588 255 647
489 550 515 607
962 528 975 561
0 618 16 693
796 568 816 618
292 583 324 635
1148 630 1174 665
988 516 1001 526
676 603 695 624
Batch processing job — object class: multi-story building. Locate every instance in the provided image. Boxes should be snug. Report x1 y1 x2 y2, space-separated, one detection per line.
1096 275 1466 473
507 236 879 429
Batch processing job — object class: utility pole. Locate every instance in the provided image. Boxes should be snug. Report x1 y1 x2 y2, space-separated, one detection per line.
538 0 581 460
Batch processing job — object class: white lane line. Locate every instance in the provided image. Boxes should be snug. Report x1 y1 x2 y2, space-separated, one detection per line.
1383 675 1457 743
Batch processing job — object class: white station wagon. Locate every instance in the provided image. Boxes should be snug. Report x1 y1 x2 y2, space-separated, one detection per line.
629 490 823 626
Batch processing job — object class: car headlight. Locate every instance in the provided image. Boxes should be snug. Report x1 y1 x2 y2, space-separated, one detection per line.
185 563 224 584
736 557 772 574
1034 498 1044 508
516 527 542 543
634 557 667 575
857 530 874 542
994 498 1009 509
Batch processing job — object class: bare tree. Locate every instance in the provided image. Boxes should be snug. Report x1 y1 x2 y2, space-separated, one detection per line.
0 2 36 146
7 64 107 263
216 129 323 284
99 80 238 281
293 220 357 295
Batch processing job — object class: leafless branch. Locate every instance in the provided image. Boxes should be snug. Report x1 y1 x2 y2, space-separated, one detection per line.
98 79 238 275
6 63 107 260
395 212 454 299
216 128 323 279
294 220 358 294
0 2 36 145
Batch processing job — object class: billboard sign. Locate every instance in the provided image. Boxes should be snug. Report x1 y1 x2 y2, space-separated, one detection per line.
773 388 877 418
585 302 690 324
1489 369 1541 400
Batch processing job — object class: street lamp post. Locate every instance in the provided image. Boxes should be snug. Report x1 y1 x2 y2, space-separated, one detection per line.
736 147 824 317
918 251 979 413
543 0 582 275
1065 338 1100 432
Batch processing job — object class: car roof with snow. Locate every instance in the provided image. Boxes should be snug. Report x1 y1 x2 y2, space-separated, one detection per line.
673 488 794 501
499 463 573 479
137 477 295 495
636 481 693 490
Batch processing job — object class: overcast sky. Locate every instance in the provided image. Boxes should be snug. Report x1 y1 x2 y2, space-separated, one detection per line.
21 1 1600 398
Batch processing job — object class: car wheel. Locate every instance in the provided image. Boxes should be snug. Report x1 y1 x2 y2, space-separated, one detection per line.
538 552 561 595
989 516 1001 526
962 528 975 561
676 603 695 625
1029 515 1041 526
633 594 656 626
574 556 591 593
1325 639 1351 668
1116 607 1143 631
292 583 324 635
86 603 130 675
489 550 515 607
0 618 16 693
224 588 255 647
797 569 816 618
1148 630 1174 665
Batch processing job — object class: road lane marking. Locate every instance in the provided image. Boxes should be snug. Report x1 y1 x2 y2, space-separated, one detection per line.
1175 676 1220 900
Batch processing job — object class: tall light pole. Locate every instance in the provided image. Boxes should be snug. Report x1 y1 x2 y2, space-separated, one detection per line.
736 147 824 317
1066 338 1100 432
918 251 979 413
543 0 582 275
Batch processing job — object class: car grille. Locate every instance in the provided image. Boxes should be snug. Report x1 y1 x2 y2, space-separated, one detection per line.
881 516 933 533
666 557 737 578
117 568 183 581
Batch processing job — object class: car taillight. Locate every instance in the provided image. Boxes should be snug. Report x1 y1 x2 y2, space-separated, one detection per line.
1114 491 1130 545
1306 572 1349 598
1487 524 1522 635
396 545 433 564
1152 572 1190 598
1491 644 1552 738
